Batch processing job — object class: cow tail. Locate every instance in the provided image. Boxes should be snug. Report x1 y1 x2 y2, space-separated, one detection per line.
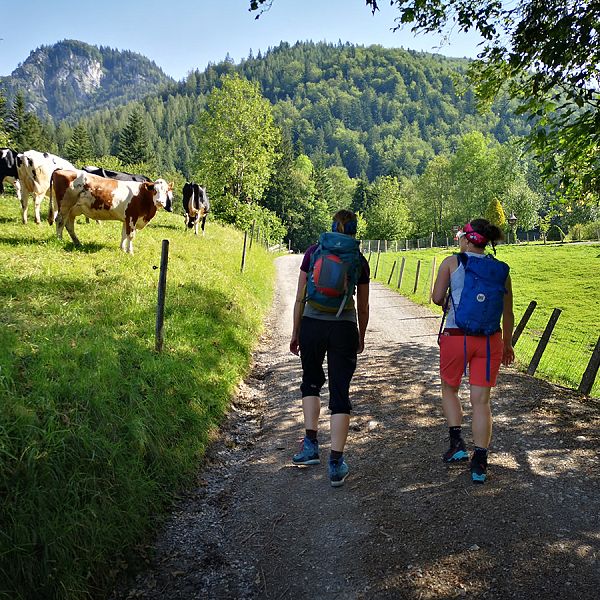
48 171 55 225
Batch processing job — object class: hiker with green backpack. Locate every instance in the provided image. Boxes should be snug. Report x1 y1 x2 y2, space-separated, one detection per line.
290 209 370 487
432 218 515 484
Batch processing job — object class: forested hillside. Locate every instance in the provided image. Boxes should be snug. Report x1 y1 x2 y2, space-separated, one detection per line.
58 41 529 181
0 40 173 120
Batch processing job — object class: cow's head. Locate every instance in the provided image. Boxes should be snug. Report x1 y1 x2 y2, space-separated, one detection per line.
149 179 173 212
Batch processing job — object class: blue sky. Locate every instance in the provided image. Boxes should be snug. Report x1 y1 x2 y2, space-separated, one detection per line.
0 0 484 81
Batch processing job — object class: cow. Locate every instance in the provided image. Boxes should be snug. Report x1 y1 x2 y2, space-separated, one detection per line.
182 182 210 235
0 148 21 199
16 150 75 224
82 166 151 183
50 169 173 254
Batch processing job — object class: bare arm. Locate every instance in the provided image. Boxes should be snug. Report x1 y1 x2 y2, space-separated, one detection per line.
356 282 370 354
290 270 307 355
431 255 454 306
502 275 515 365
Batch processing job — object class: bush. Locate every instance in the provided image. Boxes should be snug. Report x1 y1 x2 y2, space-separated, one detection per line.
566 221 600 241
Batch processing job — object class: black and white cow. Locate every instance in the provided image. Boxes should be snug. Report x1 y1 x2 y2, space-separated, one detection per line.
83 166 151 183
182 182 210 235
0 148 21 198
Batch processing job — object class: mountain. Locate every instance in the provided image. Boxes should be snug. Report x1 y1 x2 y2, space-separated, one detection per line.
0 40 174 120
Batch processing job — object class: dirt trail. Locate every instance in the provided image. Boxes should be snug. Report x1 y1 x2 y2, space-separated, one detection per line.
111 254 600 600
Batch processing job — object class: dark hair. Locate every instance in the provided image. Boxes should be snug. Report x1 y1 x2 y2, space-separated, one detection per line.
332 209 358 235
469 218 504 253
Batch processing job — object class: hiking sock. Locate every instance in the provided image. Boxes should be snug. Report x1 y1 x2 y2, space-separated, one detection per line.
473 446 488 464
305 429 318 442
449 426 463 442
330 450 343 462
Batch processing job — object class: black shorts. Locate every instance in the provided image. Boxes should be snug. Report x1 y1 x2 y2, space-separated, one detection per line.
299 316 359 414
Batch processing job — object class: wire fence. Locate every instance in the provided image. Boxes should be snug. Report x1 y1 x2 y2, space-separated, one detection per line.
361 232 543 254
367 251 600 398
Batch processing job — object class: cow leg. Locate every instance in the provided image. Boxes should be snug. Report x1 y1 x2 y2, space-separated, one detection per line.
20 191 29 224
121 223 135 254
64 210 82 246
33 192 45 224
194 217 199 236
201 216 207 236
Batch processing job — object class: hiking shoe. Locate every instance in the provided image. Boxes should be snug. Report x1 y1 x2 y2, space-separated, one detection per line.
292 437 320 465
329 457 349 487
470 456 487 484
442 438 469 463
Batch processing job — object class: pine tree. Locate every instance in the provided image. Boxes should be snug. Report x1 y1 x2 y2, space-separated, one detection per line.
64 124 94 165
7 93 27 151
118 107 150 165
0 91 10 147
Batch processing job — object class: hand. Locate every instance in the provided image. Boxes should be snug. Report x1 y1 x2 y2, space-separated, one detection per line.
357 338 365 354
502 344 515 366
290 334 300 356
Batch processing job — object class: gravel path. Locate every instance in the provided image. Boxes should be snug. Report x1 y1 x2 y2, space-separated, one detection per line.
111 254 600 600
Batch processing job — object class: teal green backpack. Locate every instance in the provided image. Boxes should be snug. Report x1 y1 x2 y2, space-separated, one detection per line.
306 232 362 317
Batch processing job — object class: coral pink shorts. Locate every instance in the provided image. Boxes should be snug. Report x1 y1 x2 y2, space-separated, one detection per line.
439 331 503 387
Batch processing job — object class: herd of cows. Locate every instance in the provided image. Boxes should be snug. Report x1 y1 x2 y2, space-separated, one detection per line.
0 148 210 254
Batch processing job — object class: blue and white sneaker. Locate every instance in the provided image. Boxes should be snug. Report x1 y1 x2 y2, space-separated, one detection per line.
470 457 487 484
443 438 469 463
292 437 320 465
329 457 349 487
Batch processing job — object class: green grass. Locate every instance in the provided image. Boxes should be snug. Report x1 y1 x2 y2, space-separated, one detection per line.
0 196 275 599
368 241 600 397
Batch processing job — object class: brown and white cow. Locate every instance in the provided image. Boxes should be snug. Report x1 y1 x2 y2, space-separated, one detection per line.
50 169 173 254
16 150 75 224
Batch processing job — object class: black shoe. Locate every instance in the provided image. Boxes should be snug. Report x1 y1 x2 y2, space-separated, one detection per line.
442 438 468 463
470 456 487 484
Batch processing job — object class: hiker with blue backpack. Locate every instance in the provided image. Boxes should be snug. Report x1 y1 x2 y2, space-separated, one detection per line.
289 209 370 487
432 218 515 484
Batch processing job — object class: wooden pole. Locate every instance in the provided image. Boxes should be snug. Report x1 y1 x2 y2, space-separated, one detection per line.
579 336 600 396
527 308 562 376
512 300 537 346
387 260 397 285
413 260 421 294
397 256 406 290
428 257 436 303
241 230 248 273
249 219 256 250
374 251 381 279
155 239 169 353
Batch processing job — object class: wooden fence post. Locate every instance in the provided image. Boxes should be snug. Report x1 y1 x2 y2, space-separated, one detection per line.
377 240 381 253
512 300 537 346
249 219 256 250
241 230 248 273
397 256 406 290
405 238 408 251
430 232 434 247
527 308 562 376
374 251 381 279
155 239 169 353
579 336 600 395
387 260 397 285
413 260 421 294
428 257 436 303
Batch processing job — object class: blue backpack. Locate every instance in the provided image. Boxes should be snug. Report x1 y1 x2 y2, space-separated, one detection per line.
306 232 362 317
439 252 509 382
451 253 509 336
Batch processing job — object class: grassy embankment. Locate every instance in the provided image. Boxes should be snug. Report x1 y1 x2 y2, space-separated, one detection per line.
368 242 600 397
0 197 276 599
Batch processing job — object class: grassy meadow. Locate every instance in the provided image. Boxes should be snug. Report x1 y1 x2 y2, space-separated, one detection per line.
369 241 600 397
0 194 276 599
